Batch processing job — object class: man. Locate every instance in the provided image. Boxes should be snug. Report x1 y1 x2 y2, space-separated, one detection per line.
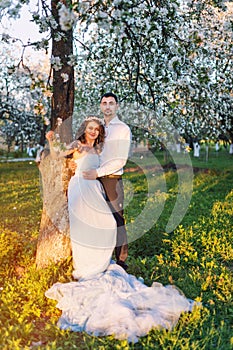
83 92 131 271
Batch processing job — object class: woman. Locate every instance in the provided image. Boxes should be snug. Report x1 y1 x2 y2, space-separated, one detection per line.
67 117 117 279
45 117 199 343
46 116 117 279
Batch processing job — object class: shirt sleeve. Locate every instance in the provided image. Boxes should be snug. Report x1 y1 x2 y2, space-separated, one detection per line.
96 125 131 177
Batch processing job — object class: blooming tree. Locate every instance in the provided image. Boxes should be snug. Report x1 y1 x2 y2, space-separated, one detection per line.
73 0 232 147
0 37 50 152
30 0 76 267
1 1 232 146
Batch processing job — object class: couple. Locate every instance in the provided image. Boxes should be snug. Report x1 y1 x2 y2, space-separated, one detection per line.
68 92 131 278
45 93 197 343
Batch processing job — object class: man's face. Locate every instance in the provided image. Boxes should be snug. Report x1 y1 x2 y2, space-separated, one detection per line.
100 97 118 119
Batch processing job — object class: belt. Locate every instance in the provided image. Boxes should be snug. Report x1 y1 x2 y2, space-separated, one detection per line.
101 174 122 179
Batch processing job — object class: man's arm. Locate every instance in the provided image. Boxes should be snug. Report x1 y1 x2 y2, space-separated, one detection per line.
83 126 131 180
83 169 98 180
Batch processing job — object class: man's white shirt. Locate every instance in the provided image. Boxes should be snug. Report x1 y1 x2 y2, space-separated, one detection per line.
96 116 131 177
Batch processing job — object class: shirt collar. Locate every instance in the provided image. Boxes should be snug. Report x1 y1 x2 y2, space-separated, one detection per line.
106 116 120 126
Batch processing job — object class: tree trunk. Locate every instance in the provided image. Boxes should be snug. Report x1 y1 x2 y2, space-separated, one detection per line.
36 155 74 268
50 0 74 144
36 0 74 268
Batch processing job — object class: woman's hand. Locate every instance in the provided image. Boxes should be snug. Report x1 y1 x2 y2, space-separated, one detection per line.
46 130 55 141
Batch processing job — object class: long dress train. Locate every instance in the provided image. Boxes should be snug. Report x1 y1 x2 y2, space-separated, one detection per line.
45 151 198 343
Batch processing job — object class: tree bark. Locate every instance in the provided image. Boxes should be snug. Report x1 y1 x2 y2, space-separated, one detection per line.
36 0 74 268
36 155 73 267
50 0 74 144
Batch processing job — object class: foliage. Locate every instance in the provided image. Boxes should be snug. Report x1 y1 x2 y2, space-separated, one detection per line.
0 153 232 349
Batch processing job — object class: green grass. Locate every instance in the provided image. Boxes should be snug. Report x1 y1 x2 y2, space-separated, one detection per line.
0 151 232 350
127 147 233 171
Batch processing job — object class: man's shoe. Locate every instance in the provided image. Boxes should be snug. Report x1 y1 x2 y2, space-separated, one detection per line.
116 260 128 271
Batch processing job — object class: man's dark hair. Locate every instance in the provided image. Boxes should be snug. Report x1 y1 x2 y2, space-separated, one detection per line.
100 92 118 103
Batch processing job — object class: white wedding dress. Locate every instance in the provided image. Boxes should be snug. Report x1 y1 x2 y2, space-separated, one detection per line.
45 151 197 343
67 151 117 279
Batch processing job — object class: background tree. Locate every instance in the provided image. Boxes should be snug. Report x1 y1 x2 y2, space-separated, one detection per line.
0 36 50 153
73 0 232 148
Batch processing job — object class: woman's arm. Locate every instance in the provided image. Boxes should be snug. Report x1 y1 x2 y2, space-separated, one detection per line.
46 131 78 159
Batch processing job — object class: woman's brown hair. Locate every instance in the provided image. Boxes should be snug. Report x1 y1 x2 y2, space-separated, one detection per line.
74 116 105 153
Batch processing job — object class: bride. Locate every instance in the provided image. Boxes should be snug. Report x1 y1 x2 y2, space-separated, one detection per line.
45 116 198 343
67 116 117 279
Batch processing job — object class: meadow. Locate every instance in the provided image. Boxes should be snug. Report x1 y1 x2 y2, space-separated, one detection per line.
0 148 232 350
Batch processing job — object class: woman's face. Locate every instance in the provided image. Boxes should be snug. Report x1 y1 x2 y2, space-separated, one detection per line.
85 121 100 144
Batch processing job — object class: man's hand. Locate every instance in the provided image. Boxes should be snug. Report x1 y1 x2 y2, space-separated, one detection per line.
83 169 98 180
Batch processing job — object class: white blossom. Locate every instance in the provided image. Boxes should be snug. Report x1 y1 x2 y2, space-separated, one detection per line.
44 117 50 126
98 11 108 19
113 0 122 6
0 0 11 9
37 17 51 33
61 73 69 83
58 4 77 31
112 9 121 19
51 56 62 71
54 32 64 42
48 16 58 30
57 118 63 127
67 54 77 67
160 7 168 16
35 39 49 50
